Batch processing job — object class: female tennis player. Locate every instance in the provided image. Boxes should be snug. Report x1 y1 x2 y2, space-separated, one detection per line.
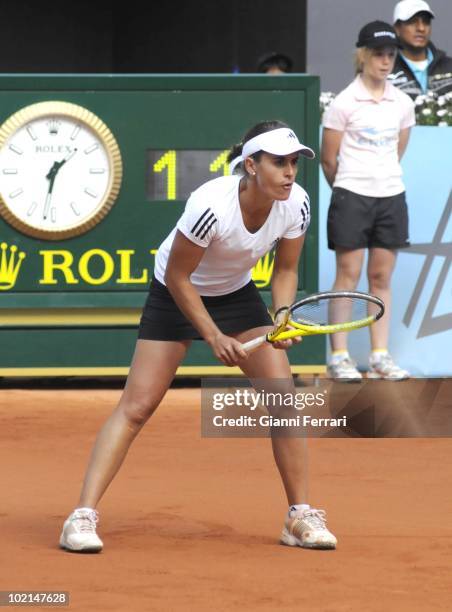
321 21 415 381
59 120 337 552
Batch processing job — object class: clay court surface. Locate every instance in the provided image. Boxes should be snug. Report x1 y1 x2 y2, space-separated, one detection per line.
1 385 451 611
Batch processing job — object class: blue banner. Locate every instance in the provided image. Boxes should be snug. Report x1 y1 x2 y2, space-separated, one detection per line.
319 127 451 376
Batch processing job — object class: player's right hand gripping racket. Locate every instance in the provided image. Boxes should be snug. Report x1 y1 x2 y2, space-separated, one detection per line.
242 290 385 353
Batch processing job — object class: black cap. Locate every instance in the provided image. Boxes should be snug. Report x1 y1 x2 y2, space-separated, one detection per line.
356 21 402 48
257 52 293 73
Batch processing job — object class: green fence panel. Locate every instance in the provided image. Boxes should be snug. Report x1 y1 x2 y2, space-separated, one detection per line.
0 75 323 374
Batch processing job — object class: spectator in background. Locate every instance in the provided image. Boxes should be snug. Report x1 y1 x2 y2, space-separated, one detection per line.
257 52 293 74
321 21 415 381
389 0 452 97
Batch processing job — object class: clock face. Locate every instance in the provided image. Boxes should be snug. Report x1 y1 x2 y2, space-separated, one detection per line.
0 101 122 240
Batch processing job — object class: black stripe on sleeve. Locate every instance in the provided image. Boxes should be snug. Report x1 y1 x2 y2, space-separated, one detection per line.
195 212 217 238
191 208 212 235
300 199 310 231
199 217 218 240
189 207 218 241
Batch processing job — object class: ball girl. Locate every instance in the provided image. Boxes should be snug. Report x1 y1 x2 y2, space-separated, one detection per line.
321 21 415 381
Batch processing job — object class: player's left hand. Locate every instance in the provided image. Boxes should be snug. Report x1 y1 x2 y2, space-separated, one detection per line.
271 334 302 350
271 308 302 350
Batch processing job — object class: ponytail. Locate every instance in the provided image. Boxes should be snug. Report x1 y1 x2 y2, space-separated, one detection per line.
227 119 289 174
227 142 243 163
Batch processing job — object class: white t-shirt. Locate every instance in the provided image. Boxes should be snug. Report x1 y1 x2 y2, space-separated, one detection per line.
323 75 415 197
154 175 310 296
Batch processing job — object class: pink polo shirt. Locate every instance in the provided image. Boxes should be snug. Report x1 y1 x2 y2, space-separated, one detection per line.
323 75 415 197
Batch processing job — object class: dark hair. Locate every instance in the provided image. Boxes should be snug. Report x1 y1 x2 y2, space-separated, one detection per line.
257 52 293 73
227 120 289 166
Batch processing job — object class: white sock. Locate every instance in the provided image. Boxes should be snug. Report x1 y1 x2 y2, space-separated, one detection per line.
329 350 349 364
371 349 388 361
289 503 310 517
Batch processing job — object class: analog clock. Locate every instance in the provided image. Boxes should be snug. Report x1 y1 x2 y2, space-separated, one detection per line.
0 101 122 240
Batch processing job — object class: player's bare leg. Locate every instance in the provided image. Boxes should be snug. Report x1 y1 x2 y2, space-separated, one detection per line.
235 326 305 504
78 339 190 509
60 339 189 552
235 326 337 549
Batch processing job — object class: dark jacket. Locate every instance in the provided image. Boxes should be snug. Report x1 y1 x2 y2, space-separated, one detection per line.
388 42 452 98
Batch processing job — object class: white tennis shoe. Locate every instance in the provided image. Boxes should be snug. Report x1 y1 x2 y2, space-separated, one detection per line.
327 355 362 381
59 508 103 553
281 506 337 550
367 353 409 381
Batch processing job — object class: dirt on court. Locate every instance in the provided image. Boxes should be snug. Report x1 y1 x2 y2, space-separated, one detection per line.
1 386 451 612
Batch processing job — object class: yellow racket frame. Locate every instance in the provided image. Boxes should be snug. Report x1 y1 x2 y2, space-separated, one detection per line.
269 314 378 341
242 291 384 352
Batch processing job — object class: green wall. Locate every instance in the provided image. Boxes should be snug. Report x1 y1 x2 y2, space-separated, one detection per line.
0 75 323 373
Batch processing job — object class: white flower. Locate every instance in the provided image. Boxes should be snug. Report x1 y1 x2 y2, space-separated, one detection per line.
422 108 432 115
320 92 336 107
438 121 448 127
437 97 446 106
437 109 447 117
415 95 426 105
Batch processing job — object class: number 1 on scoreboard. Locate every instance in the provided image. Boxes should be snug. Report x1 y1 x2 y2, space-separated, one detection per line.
153 150 177 200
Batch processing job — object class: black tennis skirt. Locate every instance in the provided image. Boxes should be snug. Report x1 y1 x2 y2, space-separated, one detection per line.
138 276 273 341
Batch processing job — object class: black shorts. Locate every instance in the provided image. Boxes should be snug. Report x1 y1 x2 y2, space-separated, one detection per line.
327 187 410 250
137 276 273 341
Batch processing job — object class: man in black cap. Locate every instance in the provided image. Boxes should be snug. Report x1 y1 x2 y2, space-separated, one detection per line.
257 52 293 74
389 0 452 97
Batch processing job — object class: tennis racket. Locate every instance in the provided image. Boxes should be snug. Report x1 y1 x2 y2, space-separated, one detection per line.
242 290 385 352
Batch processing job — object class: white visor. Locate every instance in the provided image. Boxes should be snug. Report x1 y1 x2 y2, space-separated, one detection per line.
229 127 315 173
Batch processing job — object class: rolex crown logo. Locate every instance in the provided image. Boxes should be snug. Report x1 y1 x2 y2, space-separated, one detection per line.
47 119 61 135
0 242 26 290
252 251 275 288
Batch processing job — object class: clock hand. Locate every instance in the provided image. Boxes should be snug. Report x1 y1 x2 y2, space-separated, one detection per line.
61 148 77 164
43 149 78 219
46 161 59 181
50 148 78 176
43 174 56 220
43 193 52 220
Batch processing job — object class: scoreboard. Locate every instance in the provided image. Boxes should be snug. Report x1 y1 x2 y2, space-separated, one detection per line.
0 75 323 376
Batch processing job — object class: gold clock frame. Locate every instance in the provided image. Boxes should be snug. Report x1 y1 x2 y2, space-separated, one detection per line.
0 101 123 240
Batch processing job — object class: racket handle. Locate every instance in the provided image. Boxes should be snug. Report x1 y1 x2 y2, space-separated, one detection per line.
242 334 268 353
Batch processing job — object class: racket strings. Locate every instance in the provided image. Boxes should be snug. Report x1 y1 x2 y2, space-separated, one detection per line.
291 296 381 327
